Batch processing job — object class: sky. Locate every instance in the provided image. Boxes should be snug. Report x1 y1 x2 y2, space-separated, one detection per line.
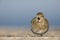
0 0 60 26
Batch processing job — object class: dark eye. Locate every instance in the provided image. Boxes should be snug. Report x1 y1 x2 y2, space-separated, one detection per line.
37 17 40 20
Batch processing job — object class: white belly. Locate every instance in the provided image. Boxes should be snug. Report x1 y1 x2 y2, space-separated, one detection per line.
32 28 48 34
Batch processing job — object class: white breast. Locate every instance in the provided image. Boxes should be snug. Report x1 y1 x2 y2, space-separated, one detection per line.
36 28 48 34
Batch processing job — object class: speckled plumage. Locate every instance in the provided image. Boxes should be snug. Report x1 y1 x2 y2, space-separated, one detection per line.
31 12 49 36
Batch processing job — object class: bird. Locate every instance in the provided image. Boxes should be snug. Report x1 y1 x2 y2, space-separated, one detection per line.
31 12 49 36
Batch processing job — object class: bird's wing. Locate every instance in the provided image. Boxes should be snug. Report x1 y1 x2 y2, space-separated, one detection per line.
44 18 48 24
44 18 49 28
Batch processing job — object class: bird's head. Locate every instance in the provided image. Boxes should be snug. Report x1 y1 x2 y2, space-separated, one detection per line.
36 12 44 23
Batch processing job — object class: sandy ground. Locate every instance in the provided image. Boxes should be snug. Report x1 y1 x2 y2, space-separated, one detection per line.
0 26 60 40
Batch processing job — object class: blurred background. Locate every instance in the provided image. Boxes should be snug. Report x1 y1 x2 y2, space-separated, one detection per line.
0 0 60 28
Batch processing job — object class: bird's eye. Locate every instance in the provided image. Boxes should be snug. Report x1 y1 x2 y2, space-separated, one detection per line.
37 17 40 20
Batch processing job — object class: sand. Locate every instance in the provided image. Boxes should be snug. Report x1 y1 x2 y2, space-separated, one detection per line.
0 26 60 40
